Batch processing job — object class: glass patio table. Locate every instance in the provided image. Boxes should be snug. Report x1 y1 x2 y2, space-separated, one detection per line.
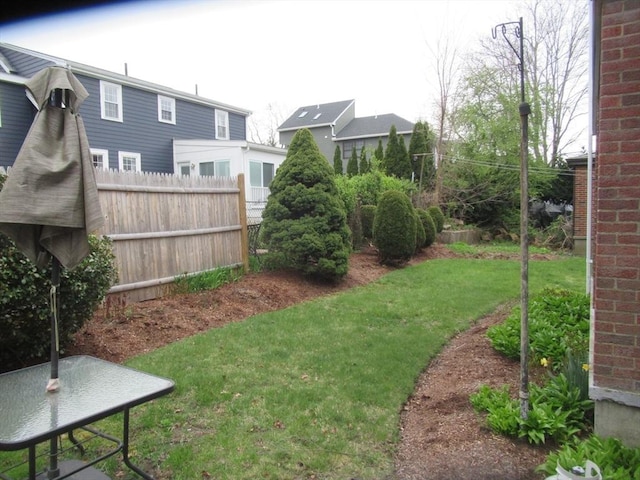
0 356 174 480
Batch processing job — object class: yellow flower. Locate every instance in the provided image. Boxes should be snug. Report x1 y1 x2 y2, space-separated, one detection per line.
540 358 549 368
582 363 589 371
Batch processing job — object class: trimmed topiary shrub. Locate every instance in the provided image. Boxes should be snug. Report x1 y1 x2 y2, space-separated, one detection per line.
415 212 426 251
361 205 377 241
417 208 437 247
261 128 351 281
427 205 445 233
373 190 416 265
0 234 117 371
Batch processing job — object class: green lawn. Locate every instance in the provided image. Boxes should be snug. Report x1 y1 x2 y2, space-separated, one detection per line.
2 251 587 480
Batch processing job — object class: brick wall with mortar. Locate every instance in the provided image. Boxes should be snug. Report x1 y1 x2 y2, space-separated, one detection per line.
593 0 640 404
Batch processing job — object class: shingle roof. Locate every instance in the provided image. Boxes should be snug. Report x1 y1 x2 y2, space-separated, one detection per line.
335 114 414 140
278 99 354 131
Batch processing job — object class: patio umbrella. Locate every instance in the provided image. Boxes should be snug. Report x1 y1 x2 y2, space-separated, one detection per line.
0 66 104 392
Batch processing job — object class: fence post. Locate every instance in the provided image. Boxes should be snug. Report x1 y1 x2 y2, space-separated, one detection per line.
237 173 249 272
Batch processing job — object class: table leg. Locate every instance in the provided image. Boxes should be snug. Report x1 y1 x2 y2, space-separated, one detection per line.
28 445 36 480
122 409 154 480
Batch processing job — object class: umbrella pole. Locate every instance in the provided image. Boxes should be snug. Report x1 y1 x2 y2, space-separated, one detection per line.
47 257 61 478
46 257 61 392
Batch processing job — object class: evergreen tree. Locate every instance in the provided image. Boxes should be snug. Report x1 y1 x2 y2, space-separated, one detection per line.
408 121 435 189
333 144 343 175
347 146 359 177
375 139 384 162
398 136 411 179
261 128 350 281
383 125 412 179
359 146 370 174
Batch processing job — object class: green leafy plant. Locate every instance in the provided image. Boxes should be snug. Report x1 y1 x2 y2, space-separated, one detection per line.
0 234 117 371
487 288 590 370
537 435 640 480
173 266 241 294
472 374 593 445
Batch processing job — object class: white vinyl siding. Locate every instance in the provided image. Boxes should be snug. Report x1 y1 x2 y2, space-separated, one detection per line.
100 81 123 122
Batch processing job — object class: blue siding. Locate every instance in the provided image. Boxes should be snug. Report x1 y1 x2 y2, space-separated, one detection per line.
0 43 249 175
0 47 56 77
0 81 36 168
77 74 247 174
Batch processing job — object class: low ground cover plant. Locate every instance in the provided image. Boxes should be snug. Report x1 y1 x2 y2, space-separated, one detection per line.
472 287 640 475
537 435 640 479
487 288 590 371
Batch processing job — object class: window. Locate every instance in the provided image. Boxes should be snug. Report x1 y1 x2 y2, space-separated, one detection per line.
91 148 110 171
199 160 230 177
215 110 229 140
178 162 191 176
298 111 308 118
158 95 176 124
100 81 123 122
118 151 141 172
250 161 275 187
342 140 364 160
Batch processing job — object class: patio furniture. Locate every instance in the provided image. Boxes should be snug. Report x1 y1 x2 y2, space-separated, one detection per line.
0 356 174 480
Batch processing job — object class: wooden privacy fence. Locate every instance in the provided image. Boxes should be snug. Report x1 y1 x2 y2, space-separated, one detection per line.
95 170 249 303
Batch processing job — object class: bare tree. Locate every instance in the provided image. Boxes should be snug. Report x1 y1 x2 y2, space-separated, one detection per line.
473 0 589 164
427 34 462 204
248 102 287 147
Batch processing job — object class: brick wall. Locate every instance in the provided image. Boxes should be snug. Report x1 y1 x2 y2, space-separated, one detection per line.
593 0 640 394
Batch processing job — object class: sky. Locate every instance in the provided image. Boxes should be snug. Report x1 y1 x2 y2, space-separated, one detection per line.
0 0 527 136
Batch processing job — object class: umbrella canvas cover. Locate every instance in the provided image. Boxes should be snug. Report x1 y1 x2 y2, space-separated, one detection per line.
0 66 103 270
0 66 104 392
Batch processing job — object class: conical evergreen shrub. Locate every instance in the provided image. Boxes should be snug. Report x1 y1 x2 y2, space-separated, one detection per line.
373 190 416 265
261 128 351 280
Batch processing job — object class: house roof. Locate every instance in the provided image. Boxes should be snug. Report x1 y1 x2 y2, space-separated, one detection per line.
0 42 252 116
335 114 414 140
278 99 354 132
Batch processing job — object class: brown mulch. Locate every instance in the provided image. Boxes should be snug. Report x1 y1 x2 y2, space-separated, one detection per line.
67 243 553 479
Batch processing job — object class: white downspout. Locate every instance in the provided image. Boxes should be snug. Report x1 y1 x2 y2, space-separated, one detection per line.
587 1 595 296
587 0 596 393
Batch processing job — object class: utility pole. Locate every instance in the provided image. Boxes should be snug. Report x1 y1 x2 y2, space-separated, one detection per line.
492 17 531 420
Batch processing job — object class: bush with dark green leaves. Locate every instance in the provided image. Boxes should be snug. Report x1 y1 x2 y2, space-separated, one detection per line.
414 212 426 251
0 234 117 371
427 205 445 233
261 128 351 281
417 208 437 247
373 190 416 265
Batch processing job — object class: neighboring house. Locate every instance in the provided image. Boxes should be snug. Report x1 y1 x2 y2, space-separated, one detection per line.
0 42 250 175
172 139 286 223
566 153 591 256
277 99 414 170
590 0 640 447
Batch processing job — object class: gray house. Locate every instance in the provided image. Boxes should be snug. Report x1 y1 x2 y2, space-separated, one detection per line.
278 100 414 170
0 42 251 173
